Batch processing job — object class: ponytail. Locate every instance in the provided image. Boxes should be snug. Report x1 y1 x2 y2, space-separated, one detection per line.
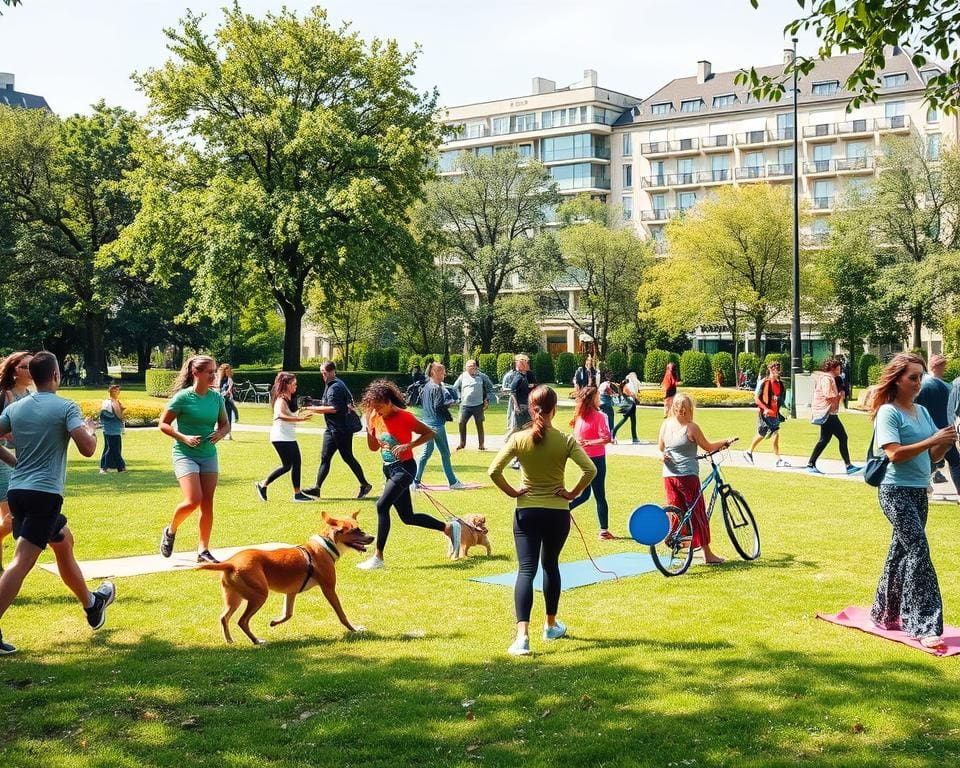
527 385 557 444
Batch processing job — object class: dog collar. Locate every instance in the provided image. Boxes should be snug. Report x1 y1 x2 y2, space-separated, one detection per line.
311 534 340 562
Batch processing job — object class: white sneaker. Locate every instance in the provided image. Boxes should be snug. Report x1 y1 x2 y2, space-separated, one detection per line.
508 636 531 656
449 481 468 490
775 458 791 468
357 555 385 571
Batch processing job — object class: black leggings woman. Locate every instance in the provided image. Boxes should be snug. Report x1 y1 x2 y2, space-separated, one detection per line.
256 373 314 502
806 358 860 474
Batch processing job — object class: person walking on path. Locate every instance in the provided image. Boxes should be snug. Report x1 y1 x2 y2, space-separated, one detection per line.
805 358 861 475
216 364 238 440
869 353 956 650
0 351 113 655
0 351 34 572
158 355 231 564
915 354 960 496
658 394 735 565
597 370 619 438
302 361 372 500
255 372 315 503
744 361 789 467
507 354 537 436
613 371 641 444
501 361 519 435
489 385 596 656
453 359 495 451
358 380 461 571
573 355 598 394
98 384 127 473
662 362 679 417
414 362 466 489
569 387 613 540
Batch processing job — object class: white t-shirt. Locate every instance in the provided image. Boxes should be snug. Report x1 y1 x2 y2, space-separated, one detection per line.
270 398 298 442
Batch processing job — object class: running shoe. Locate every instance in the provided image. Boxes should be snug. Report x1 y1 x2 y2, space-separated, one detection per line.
255 481 268 502
508 636 531 656
357 555 385 571
160 526 176 558
805 465 823 475
598 530 615 540
543 621 567 641
357 482 373 499
449 481 468 490
933 470 948 483
743 451 754 465
846 465 863 475
197 549 220 564
85 581 115 630
301 487 321 498
293 492 315 503
0 630 16 655
775 458 791 468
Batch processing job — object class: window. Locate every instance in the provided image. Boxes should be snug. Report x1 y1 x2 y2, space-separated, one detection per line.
776 147 794 175
885 101 905 117
846 141 868 159
677 191 697 211
540 134 603 162
651 193 667 216
623 164 633 188
510 113 535 133
650 102 672 116
921 69 940 84
475 146 494 158
812 80 840 96
676 158 694 184
713 94 736 108
776 112 794 139
745 151 764 167
883 73 908 87
680 99 704 113
711 154 729 181
549 162 608 190
465 122 486 139
927 106 939 123
541 106 590 129
491 117 509 136
622 195 633 220
928 133 942 161
813 180 834 208
622 133 632 156
438 151 460 173
518 143 533 159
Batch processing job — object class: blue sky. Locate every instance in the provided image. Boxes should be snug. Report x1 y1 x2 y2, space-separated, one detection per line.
0 0 819 116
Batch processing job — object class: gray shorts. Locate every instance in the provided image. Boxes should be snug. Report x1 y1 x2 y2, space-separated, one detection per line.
458 404 485 425
173 453 220 478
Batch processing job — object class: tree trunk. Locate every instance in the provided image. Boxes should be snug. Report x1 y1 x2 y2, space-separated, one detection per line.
279 301 305 371
83 311 108 384
137 340 152 373
912 312 923 350
479 304 494 353
753 322 764 358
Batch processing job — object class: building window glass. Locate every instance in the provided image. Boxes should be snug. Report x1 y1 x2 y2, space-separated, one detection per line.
465 122 486 139
811 81 840 96
623 164 633 188
745 151 764 168
549 162 608 191
651 193 666 213
622 133 632 156
776 112 794 139
680 99 704 113
846 141 868 159
491 117 509 136
677 192 696 210
928 133 942 161
650 102 672 116
712 94 736 108
438 151 460 173
921 69 939 84
885 100 905 117
518 143 533 159
475 146 494 158
622 195 633 220
927 106 939 123
883 73 908 87
540 134 608 162
711 154 729 181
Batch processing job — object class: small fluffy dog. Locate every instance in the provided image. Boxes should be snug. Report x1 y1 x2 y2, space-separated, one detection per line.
454 514 491 559
198 510 374 645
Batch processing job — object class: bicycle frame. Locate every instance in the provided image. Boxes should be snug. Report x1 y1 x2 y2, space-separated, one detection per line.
670 451 730 530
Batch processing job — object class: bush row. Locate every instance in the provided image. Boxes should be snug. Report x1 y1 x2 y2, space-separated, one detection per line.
76 400 164 426
146 368 408 400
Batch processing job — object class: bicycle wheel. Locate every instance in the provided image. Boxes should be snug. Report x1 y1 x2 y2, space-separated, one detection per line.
721 489 760 560
650 505 694 576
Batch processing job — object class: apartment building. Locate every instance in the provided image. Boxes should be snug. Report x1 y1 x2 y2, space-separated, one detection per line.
611 49 958 356
0 72 50 110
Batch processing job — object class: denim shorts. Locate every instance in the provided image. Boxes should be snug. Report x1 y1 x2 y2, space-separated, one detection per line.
173 453 220 478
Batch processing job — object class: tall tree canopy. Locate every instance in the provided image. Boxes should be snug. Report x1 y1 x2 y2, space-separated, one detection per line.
123 4 442 369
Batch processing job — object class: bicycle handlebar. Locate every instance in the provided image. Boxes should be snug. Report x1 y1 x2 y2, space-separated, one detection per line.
696 436 738 461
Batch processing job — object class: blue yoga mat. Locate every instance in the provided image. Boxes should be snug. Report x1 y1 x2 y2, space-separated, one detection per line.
470 551 659 592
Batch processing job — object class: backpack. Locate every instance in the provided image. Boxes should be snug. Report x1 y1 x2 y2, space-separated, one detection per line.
405 380 425 407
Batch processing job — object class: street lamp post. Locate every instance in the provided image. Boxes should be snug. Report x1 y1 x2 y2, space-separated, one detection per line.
790 37 801 418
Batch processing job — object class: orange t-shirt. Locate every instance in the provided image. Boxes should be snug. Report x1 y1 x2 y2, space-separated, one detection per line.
369 408 418 462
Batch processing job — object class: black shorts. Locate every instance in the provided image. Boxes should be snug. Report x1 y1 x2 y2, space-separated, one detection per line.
7 489 67 550
756 414 782 438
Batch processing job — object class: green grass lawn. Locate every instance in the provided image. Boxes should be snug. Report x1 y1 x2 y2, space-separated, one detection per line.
1 423 958 767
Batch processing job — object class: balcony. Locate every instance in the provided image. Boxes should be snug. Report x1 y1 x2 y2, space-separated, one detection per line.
734 165 767 181
810 195 835 211
652 239 669 255
835 156 874 173
836 118 874 137
877 115 911 133
541 146 612 164
641 138 700 157
702 169 732 184
736 128 795 147
640 208 679 222
803 159 837 176
641 174 669 189
702 134 734 151
767 163 794 178
802 123 838 142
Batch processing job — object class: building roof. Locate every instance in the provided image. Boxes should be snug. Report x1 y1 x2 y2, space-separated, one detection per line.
622 48 937 126
0 87 50 111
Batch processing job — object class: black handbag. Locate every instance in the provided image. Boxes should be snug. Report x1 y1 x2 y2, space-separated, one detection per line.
864 432 889 487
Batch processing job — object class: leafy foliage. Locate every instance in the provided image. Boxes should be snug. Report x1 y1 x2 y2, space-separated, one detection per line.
857 353 880 386
604 351 628 380
532 351 555 384
712 352 735 387
644 349 673 384
555 352 577 386
680 350 713 386
496 353 514 382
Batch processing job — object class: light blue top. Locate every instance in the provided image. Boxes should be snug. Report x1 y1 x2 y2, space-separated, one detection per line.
99 399 125 436
0 391 86 496
874 402 937 488
661 422 700 478
452 371 491 407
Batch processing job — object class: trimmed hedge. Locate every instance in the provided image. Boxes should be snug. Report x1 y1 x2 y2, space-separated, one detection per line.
680 350 712 386
867 363 883 386
945 358 960 383
763 353 791 378
407 354 422 372
360 348 399 372
605 351 628 380
736 352 760 377
857 354 879 386
555 352 577 385
77 400 163 426
448 354 464 376
711 352 734 388
145 369 178 397
644 349 672 383
496 353 513 382
478 354 498 382
157 369 409 401
634 387 755 407
628 352 645 379
802 354 817 373
532 351 555 384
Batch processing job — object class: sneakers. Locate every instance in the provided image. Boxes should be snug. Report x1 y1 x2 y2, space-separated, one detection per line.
197 549 220 564
598 530 615 540
357 555 385 571
806 465 823 475
776 458 791 468
255 481 268 502
543 621 567 641
449 481 468 490
508 635 531 656
510 461 521 471
85 581 115 630
448 520 462 557
301 487 321 499
933 470 948 483
99 469 108 475
358 482 373 499
632 439 642 445
293 492 315 503
0 630 16 655
743 451 754 465
846 465 863 475
160 526 176 558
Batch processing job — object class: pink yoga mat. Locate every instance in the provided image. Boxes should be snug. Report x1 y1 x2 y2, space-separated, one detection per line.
417 482 485 492
817 606 960 656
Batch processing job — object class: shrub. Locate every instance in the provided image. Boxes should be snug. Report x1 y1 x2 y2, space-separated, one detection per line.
644 349 672 383
360 348 381 371
711 352 734 388
736 352 760 379
628 352 645 379
496 352 514 382
857 354 879 386
478 354 498 382
867 363 883 386
77 401 164 427
574 352 588 368
554 352 577 386
605 351 628 380
910 347 927 361
763 352 791 378
532 351 555 383
634 387 755 407
944 358 960 383
802 354 817 373
145 369 178 397
381 348 400 372
221 369 407 401
680 350 712 386
421 353 436 366
448 354 464 377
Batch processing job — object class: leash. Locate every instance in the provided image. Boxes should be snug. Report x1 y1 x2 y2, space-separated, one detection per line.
390 459 485 533
568 512 619 582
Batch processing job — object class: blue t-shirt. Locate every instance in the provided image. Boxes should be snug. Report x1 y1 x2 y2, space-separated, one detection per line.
874 403 937 488
0 391 86 496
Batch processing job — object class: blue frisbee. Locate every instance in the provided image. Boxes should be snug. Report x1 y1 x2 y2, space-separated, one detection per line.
629 504 670 546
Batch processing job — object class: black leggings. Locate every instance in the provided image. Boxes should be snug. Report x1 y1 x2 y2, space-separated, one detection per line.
224 397 239 423
808 414 851 466
315 429 368 489
375 459 446 552
266 441 301 489
513 506 571 622
613 402 637 440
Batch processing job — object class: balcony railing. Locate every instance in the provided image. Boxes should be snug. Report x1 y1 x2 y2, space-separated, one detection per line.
641 175 669 188
640 208 678 221
703 169 731 182
641 138 700 155
877 115 911 131
702 134 734 149
835 156 873 172
735 165 766 180
541 146 612 162
802 123 837 139
803 159 836 174
836 118 873 135
737 129 771 145
810 195 835 210
767 163 794 177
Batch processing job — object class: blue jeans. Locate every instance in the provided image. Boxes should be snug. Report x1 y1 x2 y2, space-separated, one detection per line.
415 419 458 485
569 454 608 529
100 434 126 471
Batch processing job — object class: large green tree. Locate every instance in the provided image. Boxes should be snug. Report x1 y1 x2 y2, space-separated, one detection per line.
0 102 143 379
418 150 560 353
741 0 960 110
127 4 441 369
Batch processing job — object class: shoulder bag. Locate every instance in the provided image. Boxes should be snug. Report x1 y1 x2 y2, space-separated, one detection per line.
863 432 889 487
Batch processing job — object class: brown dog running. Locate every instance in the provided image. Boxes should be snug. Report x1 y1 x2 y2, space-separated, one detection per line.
455 514 491 560
198 510 374 645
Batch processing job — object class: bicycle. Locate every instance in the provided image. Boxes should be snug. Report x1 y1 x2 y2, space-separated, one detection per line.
650 438 760 576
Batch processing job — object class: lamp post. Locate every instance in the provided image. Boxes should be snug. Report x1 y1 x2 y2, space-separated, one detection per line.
789 37 801 418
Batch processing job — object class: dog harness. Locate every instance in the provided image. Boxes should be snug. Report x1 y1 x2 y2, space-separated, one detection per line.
295 537 340 594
